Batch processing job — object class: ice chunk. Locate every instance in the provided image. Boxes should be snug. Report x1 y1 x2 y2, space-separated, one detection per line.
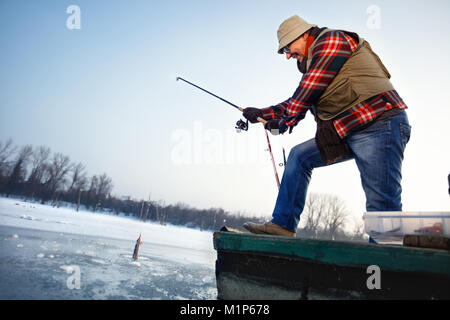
60 265 74 272
202 276 213 283
91 259 106 265
36 253 45 258
20 215 38 221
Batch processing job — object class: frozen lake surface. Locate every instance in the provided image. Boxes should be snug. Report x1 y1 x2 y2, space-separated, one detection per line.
0 197 217 299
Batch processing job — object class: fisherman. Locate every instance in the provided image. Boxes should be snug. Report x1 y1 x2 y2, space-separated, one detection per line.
242 15 411 237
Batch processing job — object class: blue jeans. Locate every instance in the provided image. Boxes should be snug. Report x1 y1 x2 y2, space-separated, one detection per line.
271 111 411 233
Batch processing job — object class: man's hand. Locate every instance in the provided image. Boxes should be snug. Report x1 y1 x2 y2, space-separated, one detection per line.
265 119 288 135
243 107 263 124
264 119 280 130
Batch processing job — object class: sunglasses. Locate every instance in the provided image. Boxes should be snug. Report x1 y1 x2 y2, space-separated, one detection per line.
282 45 291 54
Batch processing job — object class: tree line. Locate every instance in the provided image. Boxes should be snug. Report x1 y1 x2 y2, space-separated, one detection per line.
0 138 365 240
0 138 265 230
0 139 113 211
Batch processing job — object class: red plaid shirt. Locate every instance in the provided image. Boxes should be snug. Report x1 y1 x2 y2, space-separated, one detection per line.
261 30 407 137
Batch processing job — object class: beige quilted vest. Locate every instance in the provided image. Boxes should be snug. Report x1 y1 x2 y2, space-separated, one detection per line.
306 29 394 120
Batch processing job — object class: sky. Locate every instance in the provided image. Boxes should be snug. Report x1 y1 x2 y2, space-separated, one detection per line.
1 0 449 227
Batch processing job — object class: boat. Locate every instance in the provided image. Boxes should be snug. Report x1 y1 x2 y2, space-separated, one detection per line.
213 227 450 300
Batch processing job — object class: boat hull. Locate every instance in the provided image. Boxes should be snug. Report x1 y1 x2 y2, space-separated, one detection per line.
214 231 450 300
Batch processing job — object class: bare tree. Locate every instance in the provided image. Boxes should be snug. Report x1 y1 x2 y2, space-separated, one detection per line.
88 175 99 193
0 138 17 190
139 200 145 220
26 146 51 199
157 200 167 225
5 145 33 196
86 173 113 211
351 218 366 241
0 138 16 165
68 162 87 193
86 175 99 209
97 173 113 204
299 193 350 240
28 146 51 182
143 194 151 222
323 195 349 240
301 193 326 238
43 152 72 201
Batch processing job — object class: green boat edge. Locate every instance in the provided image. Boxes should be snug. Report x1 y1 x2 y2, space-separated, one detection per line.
213 231 450 300
214 232 450 275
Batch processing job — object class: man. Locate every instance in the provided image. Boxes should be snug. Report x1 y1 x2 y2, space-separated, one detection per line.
242 15 411 237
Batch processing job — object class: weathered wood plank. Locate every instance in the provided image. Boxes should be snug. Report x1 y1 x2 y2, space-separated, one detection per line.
403 234 450 250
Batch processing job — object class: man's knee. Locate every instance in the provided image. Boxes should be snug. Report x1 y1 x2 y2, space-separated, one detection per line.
288 139 321 170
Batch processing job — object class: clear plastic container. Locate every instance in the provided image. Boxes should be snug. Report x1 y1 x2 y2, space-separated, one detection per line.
363 212 450 245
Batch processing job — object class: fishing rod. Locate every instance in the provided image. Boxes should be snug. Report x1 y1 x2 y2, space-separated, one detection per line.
176 77 268 132
176 76 281 189
176 77 241 110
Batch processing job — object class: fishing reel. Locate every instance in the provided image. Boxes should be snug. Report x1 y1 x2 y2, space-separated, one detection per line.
235 119 249 133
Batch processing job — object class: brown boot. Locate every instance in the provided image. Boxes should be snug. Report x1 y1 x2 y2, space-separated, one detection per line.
243 221 296 237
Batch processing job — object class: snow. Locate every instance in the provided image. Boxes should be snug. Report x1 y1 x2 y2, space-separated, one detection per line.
0 197 217 299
